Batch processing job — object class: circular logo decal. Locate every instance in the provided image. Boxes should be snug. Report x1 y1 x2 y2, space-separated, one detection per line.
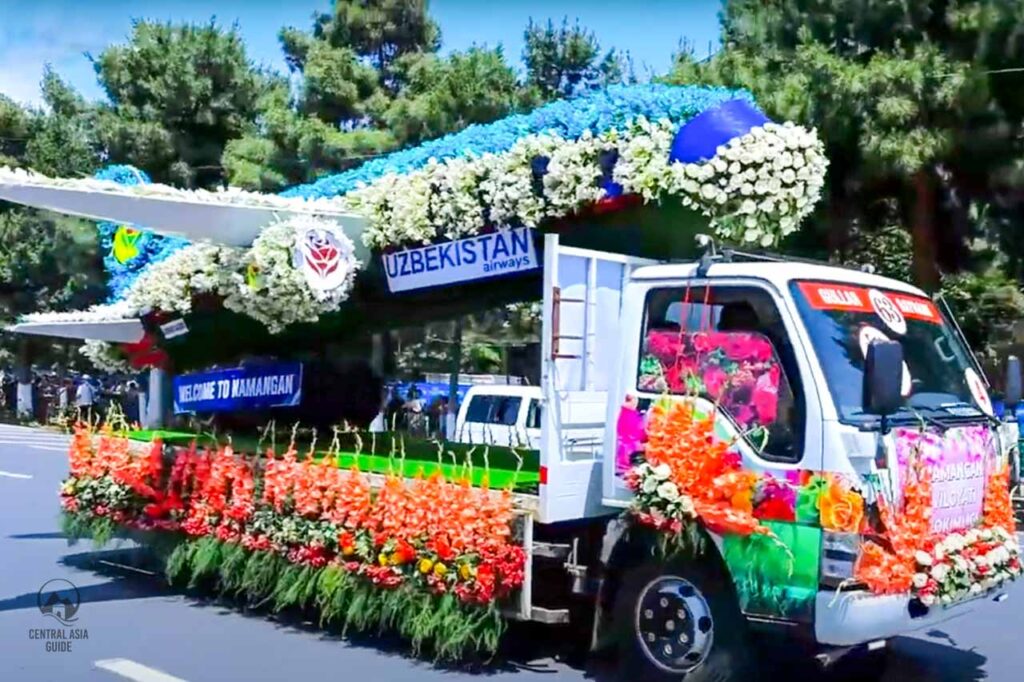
868 289 907 335
858 326 912 397
964 367 993 416
37 579 80 625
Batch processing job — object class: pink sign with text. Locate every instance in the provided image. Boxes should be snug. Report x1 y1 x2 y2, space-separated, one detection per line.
894 426 991 534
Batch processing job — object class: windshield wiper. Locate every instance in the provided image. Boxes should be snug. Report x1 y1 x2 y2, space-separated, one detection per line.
931 400 1001 427
850 406 962 432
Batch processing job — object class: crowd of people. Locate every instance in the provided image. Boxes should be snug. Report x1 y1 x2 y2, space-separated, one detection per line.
373 385 454 437
0 368 144 425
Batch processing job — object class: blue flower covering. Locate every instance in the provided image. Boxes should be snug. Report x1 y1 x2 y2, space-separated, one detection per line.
283 84 754 200
94 165 190 301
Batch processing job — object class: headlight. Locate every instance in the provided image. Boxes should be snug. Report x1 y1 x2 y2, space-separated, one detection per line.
821 531 861 587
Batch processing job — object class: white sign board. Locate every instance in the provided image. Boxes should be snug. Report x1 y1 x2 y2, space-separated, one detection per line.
383 227 539 293
159 318 189 339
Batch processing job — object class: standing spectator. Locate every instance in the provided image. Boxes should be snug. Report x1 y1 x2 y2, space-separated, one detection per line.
404 387 425 436
369 386 389 433
124 381 141 425
76 375 96 422
428 397 448 438
58 379 70 413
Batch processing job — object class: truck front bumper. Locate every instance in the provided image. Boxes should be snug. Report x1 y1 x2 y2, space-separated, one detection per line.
814 589 1008 646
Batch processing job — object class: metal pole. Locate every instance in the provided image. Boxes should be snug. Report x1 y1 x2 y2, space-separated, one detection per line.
445 318 463 440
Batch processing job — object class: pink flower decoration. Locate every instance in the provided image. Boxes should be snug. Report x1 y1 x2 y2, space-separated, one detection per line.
704 366 728 397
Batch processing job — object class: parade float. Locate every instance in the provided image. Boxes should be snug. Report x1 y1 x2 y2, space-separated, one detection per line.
2 84 1020 677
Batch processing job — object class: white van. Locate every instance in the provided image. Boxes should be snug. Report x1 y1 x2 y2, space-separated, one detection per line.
454 385 542 448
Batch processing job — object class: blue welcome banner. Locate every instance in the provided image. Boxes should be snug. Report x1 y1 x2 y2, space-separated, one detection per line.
383 227 539 293
173 363 303 414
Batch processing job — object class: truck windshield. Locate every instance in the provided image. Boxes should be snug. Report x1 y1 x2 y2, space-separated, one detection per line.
790 280 987 423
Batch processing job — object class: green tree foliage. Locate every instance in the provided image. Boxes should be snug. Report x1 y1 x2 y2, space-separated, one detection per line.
294 0 441 90
383 47 520 145
0 208 105 368
667 0 1024 290
93 20 268 188
226 0 444 191
522 18 631 102
25 69 99 178
666 0 1024 361
0 95 30 167
0 73 104 367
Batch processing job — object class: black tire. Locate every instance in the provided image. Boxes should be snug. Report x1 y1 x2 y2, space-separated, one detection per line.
611 556 758 682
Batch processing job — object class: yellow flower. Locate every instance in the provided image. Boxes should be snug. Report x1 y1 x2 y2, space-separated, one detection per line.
378 553 389 566
418 558 434 574
458 563 475 580
433 562 448 577
341 545 355 557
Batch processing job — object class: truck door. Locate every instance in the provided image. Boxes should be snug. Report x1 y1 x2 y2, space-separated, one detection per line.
538 234 657 522
606 279 826 623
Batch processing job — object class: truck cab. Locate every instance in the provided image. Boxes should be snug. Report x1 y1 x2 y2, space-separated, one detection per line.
523 236 1019 680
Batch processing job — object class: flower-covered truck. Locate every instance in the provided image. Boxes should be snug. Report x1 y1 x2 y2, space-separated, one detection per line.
0 85 1019 679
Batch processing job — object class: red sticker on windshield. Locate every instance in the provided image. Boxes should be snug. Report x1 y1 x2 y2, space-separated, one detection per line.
797 282 871 312
889 294 940 323
797 281 940 324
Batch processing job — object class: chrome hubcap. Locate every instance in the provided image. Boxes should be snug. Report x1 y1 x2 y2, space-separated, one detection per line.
634 575 713 673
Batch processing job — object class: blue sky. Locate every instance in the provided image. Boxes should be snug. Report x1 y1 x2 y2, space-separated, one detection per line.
0 0 722 107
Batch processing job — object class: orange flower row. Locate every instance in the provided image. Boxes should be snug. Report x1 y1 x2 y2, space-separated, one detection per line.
643 400 771 537
983 463 1016 533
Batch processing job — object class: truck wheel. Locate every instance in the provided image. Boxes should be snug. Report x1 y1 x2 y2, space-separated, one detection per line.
612 558 756 681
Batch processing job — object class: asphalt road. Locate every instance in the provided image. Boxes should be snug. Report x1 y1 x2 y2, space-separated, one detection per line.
1 422 1022 682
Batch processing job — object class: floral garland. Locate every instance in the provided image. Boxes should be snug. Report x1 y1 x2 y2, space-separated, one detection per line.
79 340 133 374
627 399 863 538
24 216 362 348
627 400 1020 608
346 116 826 250
122 243 239 316
222 215 361 333
59 425 525 658
626 399 774 538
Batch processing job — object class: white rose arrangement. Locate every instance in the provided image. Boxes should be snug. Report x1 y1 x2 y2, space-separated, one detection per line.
348 116 827 250
912 526 1021 607
627 461 698 532
29 216 362 367
668 121 827 247
222 216 360 334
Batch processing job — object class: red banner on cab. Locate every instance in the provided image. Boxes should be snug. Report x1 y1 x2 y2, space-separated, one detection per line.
797 282 871 312
797 281 940 324
889 293 941 323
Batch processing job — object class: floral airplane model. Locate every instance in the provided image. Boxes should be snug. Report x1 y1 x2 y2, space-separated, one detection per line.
2 84 827 364
13 84 1022 674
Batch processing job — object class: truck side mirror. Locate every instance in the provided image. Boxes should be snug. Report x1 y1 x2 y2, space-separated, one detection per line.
863 340 904 417
1005 355 1022 410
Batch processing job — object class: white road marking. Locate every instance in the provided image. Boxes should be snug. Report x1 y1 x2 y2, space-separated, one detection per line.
95 659 188 682
0 470 32 479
